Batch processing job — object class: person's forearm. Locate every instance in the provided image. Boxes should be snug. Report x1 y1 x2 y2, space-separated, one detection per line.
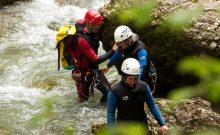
145 85 166 126
107 91 117 127
94 49 115 65
107 50 121 68
149 103 166 126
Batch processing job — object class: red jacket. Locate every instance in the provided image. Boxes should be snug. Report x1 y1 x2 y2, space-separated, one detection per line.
69 21 100 69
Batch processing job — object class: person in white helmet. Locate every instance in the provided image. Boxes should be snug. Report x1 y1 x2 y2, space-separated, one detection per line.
103 25 157 93
107 58 168 134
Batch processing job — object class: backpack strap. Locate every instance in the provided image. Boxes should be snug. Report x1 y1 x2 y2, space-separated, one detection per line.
72 34 85 73
57 44 61 71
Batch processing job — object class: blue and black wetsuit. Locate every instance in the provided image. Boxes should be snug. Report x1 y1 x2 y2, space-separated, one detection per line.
107 80 166 127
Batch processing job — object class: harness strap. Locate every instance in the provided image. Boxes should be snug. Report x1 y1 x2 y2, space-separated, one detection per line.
57 44 61 71
89 70 99 97
152 82 156 94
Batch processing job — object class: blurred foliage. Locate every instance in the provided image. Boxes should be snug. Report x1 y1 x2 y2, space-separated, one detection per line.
0 111 10 129
117 0 204 31
28 95 76 134
218 5 220 14
169 57 220 103
64 123 75 135
166 127 182 135
95 122 147 135
28 95 59 127
118 0 156 27
192 129 220 135
158 6 203 33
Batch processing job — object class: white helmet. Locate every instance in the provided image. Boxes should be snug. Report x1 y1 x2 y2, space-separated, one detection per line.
121 58 140 75
114 25 133 42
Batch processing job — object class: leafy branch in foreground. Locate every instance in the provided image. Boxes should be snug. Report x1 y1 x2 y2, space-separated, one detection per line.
117 0 156 27
28 95 59 127
169 56 220 103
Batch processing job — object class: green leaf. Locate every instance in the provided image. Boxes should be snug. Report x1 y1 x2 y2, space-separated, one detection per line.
217 5 220 15
174 56 220 103
165 6 203 31
28 96 58 127
207 79 220 103
97 122 147 135
192 129 220 135
168 87 195 100
64 124 75 135
178 57 220 79
118 0 156 27
115 122 147 135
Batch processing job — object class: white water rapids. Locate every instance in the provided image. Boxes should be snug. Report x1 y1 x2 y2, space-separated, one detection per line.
0 0 119 134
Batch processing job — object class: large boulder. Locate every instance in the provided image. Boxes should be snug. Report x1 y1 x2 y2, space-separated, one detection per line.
91 97 220 134
99 0 220 95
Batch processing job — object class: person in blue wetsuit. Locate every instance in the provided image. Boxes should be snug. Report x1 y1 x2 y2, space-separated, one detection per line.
107 58 168 134
103 25 157 93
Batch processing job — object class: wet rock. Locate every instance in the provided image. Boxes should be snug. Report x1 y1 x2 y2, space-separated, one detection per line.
54 0 82 6
0 0 31 7
54 0 103 8
0 128 11 135
99 0 220 95
91 121 107 133
168 97 220 134
48 21 61 31
91 97 220 135
209 41 217 49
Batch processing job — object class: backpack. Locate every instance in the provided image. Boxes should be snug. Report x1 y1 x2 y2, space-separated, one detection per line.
127 40 157 93
145 53 157 93
126 40 157 84
56 25 77 70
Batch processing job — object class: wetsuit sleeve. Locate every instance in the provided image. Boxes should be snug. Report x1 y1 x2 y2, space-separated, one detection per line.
144 84 166 126
107 91 117 127
107 49 122 68
78 37 115 65
94 49 115 65
136 49 148 80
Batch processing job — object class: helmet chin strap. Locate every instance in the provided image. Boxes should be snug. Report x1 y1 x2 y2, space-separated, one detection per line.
122 76 126 81
85 23 93 33
87 24 98 33
122 73 127 82
122 74 130 86
125 37 133 47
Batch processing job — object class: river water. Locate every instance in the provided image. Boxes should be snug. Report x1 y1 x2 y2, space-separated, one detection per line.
0 0 120 134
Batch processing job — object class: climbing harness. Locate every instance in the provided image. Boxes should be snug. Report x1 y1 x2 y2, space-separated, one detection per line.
89 70 100 97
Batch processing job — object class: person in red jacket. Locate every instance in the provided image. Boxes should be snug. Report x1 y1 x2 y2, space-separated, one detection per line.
70 9 118 103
